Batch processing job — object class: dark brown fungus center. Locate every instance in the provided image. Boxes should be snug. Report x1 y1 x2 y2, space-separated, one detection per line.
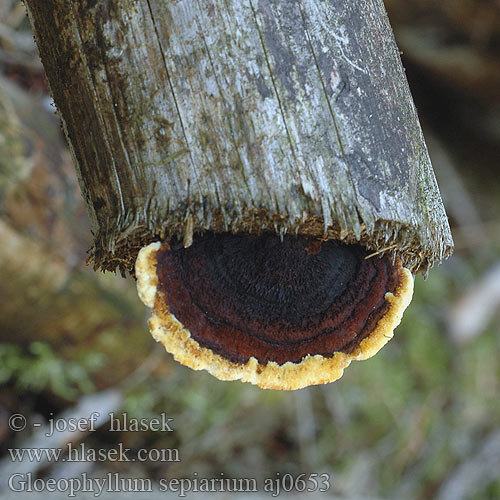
155 233 399 366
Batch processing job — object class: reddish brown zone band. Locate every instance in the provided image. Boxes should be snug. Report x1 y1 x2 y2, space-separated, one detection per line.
156 237 399 366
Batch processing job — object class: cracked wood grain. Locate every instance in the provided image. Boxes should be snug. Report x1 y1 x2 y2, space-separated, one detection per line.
25 0 453 274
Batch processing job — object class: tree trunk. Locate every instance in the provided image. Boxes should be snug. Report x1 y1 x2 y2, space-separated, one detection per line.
24 0 453 274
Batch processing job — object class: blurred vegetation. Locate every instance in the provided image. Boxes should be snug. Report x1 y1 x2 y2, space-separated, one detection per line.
0 341 104 399
1 1 500 499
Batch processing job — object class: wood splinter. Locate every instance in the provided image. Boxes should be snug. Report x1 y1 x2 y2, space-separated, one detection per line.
136 233 414 390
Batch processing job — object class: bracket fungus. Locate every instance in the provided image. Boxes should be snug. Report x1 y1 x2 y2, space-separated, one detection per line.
136 233 413 390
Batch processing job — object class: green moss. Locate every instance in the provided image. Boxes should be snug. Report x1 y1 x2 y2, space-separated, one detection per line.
0 341 104 400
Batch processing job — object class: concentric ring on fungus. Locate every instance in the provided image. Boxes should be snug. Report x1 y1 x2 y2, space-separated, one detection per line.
136 233 413 390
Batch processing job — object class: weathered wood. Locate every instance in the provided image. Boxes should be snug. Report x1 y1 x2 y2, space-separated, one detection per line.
25 0 453 274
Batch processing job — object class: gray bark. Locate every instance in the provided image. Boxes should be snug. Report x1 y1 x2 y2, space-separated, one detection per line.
25 0 453 274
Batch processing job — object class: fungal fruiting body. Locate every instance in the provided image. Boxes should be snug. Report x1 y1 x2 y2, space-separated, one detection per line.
135 233 413 390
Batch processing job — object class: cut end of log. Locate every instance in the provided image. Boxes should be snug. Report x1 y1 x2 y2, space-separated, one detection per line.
92 210 453 276
135 233 414 390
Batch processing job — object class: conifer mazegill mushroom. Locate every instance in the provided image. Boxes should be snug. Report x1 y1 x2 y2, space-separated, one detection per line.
26 1 453 389
136 233 414 390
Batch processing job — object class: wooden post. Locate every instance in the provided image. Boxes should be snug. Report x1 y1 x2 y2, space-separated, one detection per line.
25 0 453 274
